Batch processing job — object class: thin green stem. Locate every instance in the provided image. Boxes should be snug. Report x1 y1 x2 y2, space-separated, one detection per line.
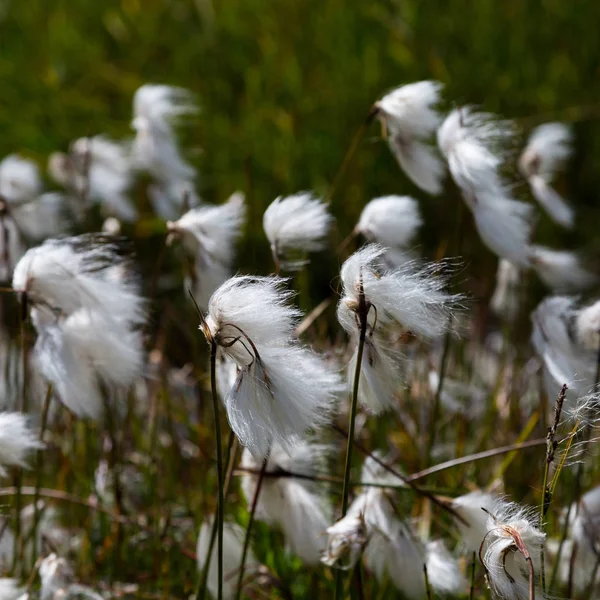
334 299 368 600
210 340 224 600
234 457 268 600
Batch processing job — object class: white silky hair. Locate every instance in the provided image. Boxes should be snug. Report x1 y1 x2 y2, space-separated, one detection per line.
224 344 339 458
0 412 41 477
451 491 497 552
0 155 42 205
520 123 574 227
338 244 462 340
262 192 333 270
240 442 332 564
10 192 68 242
197 518 259 600
168 192 246 310
39 553 74 600
425 540 467 596
13 236 145 326
480 499 546 600
0 579 23 600
356 195 422 250
131 84 198 219
575 299 600 352
322 510 367 570
490 259 521 321
530 244 597 292
376 81 445 194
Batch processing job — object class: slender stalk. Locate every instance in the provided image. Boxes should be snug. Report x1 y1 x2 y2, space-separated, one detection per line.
424 563 432 600
469 551 476 600
31 384 53 568
210 340 224 600
234 456 268 600
334 290 368 599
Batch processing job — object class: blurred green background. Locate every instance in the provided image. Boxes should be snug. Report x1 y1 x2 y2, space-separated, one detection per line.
2 0 600 306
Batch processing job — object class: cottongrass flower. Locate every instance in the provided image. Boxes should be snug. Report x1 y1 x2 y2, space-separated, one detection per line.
321 510 368 570
530 244 597 292
520 123 574 228
131 84 199 218
35 553 103 600
451 491 497 552
240 442 332 564
0 579 23 600
0 412 41 476
49 136 138 222
374 81 445 194
438 107 534 267
490 259 522 322
337 244 462 413
167 191 246 310
0 155 42 205
480 499 545 600
197 518 259 600
13 235 145 419
262 192 333 271
355 195 422 266
201 276 340 458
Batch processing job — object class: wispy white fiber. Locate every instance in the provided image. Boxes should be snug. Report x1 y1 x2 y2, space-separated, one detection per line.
530 245 597 292
0 579 23 600
490 259 521 321
263 192 333 271
425 540 467 596
0 412 41 477
204 276 340 458
0 155 42 205
438 108 534 266
240 442 332 564
168 191 246 310
375 81 445 194
197 518 259 600
451 491 497 552
355 195 422 261
520 123 574 228
131 84 199 219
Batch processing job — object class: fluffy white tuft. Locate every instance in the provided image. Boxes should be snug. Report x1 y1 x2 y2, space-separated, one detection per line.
425 540 467 596
197 519 259 600
376 81 445 194
263 192 333 270
0 413 41 477
0 578 23 600
490 259 521 321
530 245 597 292
0 155 42 205
451 491 497 552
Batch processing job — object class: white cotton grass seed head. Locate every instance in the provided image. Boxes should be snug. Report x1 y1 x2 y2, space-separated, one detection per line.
0 578 23 600
0 155 42 205
38 553 74 600
575 299 600 352
321 508 368 570
530 245 597 292
425 540 467 596
262 192 333 271
240 442 332 564
0 413 41 477
375 81 445 194
451 491 497 553
10 192 68 242
355 195 422 250
490 259 521 321
480 499 546 600
197 518 259 600
203 276 341 458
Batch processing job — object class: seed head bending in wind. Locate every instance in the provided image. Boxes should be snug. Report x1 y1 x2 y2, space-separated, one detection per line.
199 276 341 458
48 135 138 222
519 123 574 228
262 192 333 272
131 84 199 219
240 442 332 564
0 412 42 477
479 498 546 600
12 234 146 420
374 81 445 195
167 191 246 310
438 107 534 267
337 244 462 413
355 195 423 267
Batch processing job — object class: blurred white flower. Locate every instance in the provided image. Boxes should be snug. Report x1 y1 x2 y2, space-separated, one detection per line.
438 108 533 267
240 442 332 564
197 518 259 600
530 245 597 293
490 259 521 322
375 81 445 194
263 192 332 271
0 412 41 476
451 491 497 552
520 123 573 228
168 191 246 310
203 276 340 457
0 578 23 600
355 195 422 266
425 540 467 596
0 155 42 205
131 84 199 219
480 499 545 600
321 510 368 570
